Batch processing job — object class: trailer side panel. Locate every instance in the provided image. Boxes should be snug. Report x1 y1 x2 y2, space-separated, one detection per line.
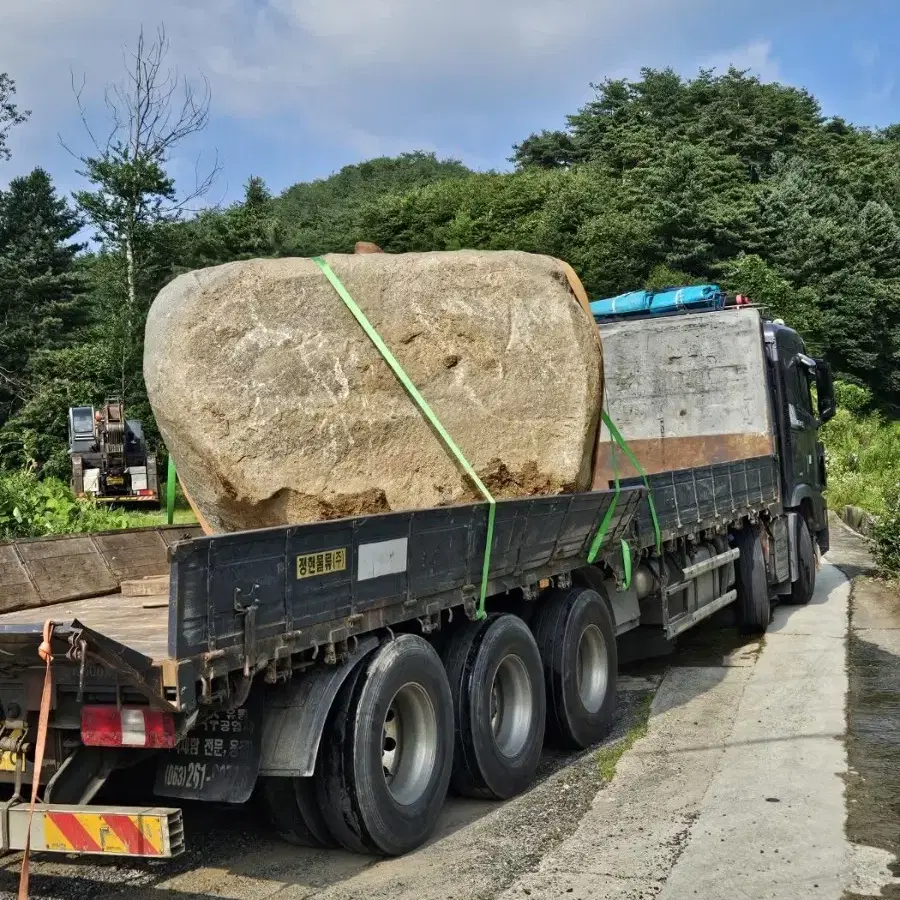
593 308 775 485
169 489 643 659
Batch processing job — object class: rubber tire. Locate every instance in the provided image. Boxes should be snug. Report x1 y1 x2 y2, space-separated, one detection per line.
786 517 816 605
734 526 771 634
315 635 454 856
258 775 336 848
531 587 617 750
442 614 546 800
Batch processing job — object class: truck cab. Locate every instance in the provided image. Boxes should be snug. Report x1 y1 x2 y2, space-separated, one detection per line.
764 320 835 552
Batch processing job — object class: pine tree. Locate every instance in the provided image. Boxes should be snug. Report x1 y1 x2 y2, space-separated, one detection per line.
0 73 29 162
0 168 86 424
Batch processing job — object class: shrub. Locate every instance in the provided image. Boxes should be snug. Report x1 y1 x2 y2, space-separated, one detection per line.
820 381 900 517
871 483 900 578
0 470 128 539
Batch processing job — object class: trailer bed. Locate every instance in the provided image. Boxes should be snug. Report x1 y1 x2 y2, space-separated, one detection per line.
0 591 170 662
0 488 644 711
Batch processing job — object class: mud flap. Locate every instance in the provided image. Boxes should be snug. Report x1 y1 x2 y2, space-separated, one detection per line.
154 689 262 803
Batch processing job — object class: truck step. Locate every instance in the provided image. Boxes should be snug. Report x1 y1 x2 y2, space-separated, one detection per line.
121 575 170 597
0 803 184 857
665 590 738 639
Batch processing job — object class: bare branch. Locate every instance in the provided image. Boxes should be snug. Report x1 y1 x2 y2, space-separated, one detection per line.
67 68 103 154
170 148 223 213
63 21 219 395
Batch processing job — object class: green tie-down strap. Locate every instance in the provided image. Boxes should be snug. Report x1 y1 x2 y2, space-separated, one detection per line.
587 411 662 576
312 256 497 619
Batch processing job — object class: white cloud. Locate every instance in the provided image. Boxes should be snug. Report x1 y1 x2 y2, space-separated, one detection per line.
702 39 782 83
1 0 700 151
16 0 828 197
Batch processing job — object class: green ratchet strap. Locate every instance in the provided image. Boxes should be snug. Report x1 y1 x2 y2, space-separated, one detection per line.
312 256 496 619
166 456 177 526
587 411 662 573
620 538 632 590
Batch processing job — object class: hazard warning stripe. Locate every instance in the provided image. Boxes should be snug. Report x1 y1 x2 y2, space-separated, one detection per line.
46 813 100 853
103 814 159 855
43 812 163 856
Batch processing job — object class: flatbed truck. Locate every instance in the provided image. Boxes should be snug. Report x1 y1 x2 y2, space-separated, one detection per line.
0 303 835 860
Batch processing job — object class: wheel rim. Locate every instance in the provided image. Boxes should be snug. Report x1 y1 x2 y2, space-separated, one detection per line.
381 682 438 806
489 654 533 758
576 624 608 714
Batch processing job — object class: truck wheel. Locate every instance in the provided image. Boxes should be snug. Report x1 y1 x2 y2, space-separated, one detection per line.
787 517 816 605
442 614 545 800
315 635 454 856
258 775 335 847
532 587 617 750
734 526 771 634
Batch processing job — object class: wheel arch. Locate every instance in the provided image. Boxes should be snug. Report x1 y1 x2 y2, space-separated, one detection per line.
571 565 614 614
259 635 379 778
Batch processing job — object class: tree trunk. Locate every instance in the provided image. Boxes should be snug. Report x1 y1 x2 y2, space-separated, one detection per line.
123 232 136 401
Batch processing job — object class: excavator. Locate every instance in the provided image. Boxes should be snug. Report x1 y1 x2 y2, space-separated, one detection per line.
68 397 160 505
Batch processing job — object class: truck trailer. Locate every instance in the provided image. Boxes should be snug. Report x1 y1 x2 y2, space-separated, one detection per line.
0 300 834 861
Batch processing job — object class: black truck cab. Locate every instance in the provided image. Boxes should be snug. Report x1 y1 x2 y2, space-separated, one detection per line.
764 320 836 552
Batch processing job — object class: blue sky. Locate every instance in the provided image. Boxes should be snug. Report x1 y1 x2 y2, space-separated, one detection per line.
2 0 899 207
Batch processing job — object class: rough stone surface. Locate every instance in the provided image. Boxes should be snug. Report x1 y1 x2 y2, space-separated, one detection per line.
145 251 602 532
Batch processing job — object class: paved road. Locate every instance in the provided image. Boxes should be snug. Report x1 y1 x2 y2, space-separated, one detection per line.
2 524 897 900
506 523 899 900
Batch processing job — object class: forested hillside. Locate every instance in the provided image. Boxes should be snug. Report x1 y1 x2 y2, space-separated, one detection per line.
1 63 899 507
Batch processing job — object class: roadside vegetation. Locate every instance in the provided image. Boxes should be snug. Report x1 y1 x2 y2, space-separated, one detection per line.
0 470 194 540
596 694 653 782
820 381 900 574
821 382 900 517
0 470 129 538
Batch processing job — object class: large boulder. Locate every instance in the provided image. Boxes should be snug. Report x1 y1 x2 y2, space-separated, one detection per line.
144 251 603 533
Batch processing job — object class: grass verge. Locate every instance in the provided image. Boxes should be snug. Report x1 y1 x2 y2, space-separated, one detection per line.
596 693 653 782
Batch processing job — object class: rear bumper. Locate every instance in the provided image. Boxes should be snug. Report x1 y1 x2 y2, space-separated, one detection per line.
0 802 184 857
82 495 160 504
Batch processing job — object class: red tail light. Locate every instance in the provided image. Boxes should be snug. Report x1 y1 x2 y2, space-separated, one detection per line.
136 489 155 497
81 706 176 748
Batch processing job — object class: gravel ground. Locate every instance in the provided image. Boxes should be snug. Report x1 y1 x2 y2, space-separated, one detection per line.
0 678 663 900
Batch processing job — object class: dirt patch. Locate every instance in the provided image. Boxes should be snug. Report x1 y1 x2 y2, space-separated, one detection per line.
832 518 900 899
217 486 393 528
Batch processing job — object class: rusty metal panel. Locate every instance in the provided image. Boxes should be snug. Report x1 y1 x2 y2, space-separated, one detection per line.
158 525 204 547
0 545 42 613
594 308 775 486
14 536 118 604
0 592 170 661
94 530 169 581
0 526 202 616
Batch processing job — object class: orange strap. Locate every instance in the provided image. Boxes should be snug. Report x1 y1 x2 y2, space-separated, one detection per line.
18 621 54 900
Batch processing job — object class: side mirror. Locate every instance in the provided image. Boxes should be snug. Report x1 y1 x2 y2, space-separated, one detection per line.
813 358 836 423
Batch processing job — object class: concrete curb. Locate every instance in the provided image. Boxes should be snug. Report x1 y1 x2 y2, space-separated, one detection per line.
838 504 876 537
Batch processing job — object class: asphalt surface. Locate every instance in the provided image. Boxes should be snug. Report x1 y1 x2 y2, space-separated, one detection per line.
1 521 897 900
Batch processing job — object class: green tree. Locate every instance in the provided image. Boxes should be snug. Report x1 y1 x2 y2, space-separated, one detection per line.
1 341 118 477
510 130 577 169
0 73 29 162
182 176 284 268
275 152 472 255
0 169 86 424
69 25 218 400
